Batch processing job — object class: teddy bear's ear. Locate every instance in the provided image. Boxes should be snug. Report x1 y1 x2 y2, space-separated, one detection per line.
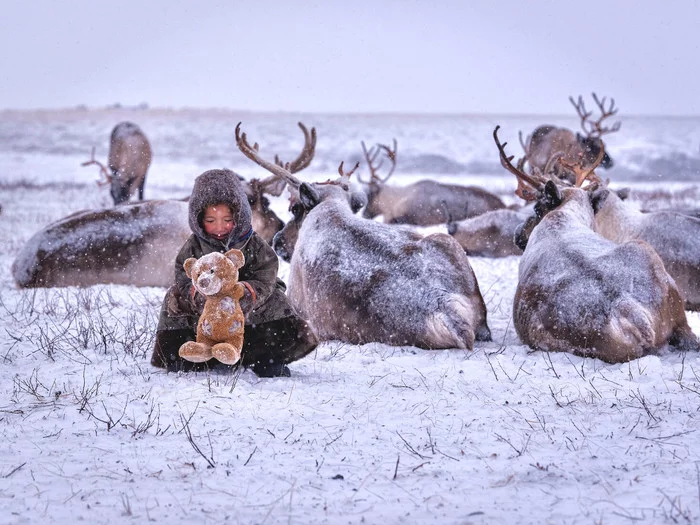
183 258 197 278
224 249 245 269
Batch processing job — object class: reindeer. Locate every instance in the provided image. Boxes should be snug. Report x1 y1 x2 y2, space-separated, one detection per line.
240 122 317 244
13 124 316 289
447 207 527 258
12 200 190 288
494 126 698 363
236 123 492 350
82 121 153 205
359 140 505 226
520 93 621 182
591 187 700 311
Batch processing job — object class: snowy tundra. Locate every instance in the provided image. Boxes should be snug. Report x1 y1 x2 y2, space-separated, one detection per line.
1 108 700 525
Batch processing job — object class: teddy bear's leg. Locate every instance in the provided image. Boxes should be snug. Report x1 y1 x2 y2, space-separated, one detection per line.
179 341 214 363
211 343 242 365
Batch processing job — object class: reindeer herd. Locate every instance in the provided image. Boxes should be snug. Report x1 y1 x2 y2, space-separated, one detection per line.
10 94 700 363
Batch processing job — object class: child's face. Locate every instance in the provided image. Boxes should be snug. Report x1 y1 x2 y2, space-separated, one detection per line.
202 204 235 240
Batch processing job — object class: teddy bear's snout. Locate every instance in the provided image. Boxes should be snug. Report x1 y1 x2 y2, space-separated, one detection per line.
196 273 222 295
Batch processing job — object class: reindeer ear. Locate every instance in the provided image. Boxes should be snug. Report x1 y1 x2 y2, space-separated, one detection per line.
616 187 630 201
589 187 610 213
350 190 367 213
224 249 245 269
543 180 562 209
299 182 320 209
183 258 197 278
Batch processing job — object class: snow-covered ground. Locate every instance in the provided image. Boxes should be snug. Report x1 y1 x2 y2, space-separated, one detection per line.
1 108 700 524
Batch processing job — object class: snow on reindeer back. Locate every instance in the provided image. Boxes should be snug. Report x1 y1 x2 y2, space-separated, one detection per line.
12 200 190 288
296 196 478 327
519 189 670 325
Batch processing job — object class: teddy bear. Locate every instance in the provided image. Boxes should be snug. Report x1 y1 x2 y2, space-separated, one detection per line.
178 249 246 365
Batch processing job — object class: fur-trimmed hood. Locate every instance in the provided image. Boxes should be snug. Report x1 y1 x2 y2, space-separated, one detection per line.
188 169 253 248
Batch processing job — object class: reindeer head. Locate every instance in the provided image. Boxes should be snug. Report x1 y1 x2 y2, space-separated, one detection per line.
570 93 621 170
357 139 397 219
494 125 604 250
235 122 366 262
82 122 152 205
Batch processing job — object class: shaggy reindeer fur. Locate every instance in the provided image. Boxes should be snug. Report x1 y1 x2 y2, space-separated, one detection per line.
108 122 152 205
276 183 492 349
362 180 505 226
12 200 190 288
514 184 698 363
447 208 527 258
592 188 700 311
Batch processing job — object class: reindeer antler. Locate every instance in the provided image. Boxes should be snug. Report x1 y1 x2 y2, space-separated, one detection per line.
557 142 605 188
493 126 548 201
235 122 302 189
273 122 317 174
81 147 112 186
569 93 622 138
358 139 397 184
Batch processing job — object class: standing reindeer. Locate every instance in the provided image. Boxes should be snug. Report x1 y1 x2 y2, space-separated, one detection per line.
236 123 491 350
359 140 505 226
520 93 620 182
82 121 152 205
494 126 698 363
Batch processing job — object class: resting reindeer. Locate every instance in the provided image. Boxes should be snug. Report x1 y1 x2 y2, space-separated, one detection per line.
520 93 620 183
12 200 190 288
236 123 492 349
242 122 317 244
13 123 317 288
591 187 700 311
82 121 153 205
494 126 698 363
447 207 528 258
359 140 505 226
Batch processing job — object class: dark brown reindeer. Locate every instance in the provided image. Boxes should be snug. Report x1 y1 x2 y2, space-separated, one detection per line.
82 121 152 205
241 122 317 244
520 93 620 182
359 140 505 226
494 126 698 363
236 122 492 350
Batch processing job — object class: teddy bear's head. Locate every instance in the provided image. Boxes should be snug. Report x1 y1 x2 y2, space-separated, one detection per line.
183 249 245 296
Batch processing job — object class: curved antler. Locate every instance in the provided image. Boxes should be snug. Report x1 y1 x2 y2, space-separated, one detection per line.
493 126 548 201
81 147 112 186
558 143 605 188
235 122 302 189
569 93 622 138
273 122 317 174
358 139 397 184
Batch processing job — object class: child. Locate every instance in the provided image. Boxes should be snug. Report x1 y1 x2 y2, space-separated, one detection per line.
150 168 318 377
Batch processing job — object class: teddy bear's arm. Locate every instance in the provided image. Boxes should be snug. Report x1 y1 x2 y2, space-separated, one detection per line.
232 282 246 301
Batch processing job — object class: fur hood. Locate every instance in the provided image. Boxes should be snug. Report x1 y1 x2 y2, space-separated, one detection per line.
188 169 253 248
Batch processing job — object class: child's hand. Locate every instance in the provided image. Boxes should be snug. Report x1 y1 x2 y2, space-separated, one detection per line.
239 283 255 315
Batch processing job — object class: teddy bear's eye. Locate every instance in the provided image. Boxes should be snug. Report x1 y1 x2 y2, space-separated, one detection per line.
209 269 215 273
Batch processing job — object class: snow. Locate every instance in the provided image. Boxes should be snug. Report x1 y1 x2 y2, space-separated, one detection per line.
1 108 700 524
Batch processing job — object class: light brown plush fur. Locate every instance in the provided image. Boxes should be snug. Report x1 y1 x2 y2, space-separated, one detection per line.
178 249 246 365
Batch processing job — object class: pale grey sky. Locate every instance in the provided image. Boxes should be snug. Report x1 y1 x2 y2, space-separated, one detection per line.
1 0 699 116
